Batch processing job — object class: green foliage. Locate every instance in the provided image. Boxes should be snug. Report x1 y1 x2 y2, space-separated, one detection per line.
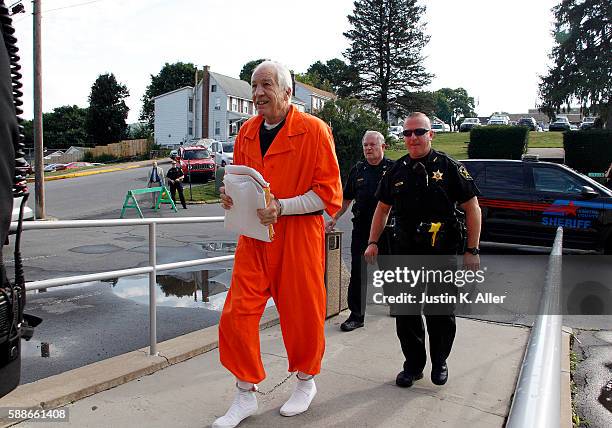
294 73 334 92
239 59 269 83
468 126 528 159
140 62 197 130
344 0 433 122
86 73 130 146
563 129 612 173
129 122 152 139
396 91 435 118
539 0 612 128
315 98 389 181
434 88 476 127
306 58 360 98
44 105 89 148
22 106 88 149
82 151 94 162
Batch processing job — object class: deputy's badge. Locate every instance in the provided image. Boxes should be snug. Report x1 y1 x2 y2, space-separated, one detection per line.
432 170 443 181
459 165 472 180
394 181 404 187
357 178 364 182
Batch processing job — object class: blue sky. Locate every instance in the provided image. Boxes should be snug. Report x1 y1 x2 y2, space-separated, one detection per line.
12 0 559 122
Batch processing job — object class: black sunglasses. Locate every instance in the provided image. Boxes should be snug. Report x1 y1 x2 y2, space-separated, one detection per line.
402 128 430 137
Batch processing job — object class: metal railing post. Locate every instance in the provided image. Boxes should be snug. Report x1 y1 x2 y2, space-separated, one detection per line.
507 227 563 428
149 222 157 356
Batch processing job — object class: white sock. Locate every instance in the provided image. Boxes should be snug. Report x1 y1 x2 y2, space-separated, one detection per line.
212 384 258 428
279 375 317 417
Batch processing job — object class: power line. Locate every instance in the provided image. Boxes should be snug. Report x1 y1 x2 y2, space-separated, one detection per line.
44 0 110 13
12 0 112 23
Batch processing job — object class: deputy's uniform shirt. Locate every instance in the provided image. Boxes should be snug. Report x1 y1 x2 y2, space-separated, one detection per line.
376 149 479 253
166 166 184 182
344 157 394 226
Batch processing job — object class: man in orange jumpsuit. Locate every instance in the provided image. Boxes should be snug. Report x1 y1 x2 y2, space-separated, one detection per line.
212 61 342 428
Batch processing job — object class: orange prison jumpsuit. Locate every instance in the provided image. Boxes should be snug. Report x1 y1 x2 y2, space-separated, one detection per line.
219 105 342 383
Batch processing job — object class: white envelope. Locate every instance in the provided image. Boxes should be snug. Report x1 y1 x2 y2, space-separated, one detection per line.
223 165 273 242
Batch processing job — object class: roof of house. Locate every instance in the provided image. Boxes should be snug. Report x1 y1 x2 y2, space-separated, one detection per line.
291 96 306 106
209 72 252 100
295 81 336 100
152 86 193 100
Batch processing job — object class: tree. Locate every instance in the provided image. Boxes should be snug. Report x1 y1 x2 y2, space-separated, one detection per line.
433 88 476 128
344 0 433 122
239 58 269 83
44 105 88 148
294 72 334 92
539 0 612 128
86 73 130 146
315 98 389 180
140 62 197 131
396 91 436 118
22 106 88 149
306 58 360 98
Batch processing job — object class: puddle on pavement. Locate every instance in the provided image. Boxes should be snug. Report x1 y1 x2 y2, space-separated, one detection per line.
106 269 230 311
69 244 124 254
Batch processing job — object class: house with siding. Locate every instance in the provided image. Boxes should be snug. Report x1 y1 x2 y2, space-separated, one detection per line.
154 67 309 147
293 81 335 114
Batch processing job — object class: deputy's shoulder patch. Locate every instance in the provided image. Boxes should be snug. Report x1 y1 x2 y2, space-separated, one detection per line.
459 165 472 180
394 181 404 187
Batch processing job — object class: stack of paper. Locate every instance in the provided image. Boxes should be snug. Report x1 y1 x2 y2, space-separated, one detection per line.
223 165 274 242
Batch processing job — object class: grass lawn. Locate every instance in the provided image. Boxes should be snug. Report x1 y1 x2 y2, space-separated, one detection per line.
387 131 563 160
183 181 220 203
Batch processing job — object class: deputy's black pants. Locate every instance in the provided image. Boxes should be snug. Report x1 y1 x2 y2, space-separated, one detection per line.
392 251 457 375
396 314 456 374
348 221 391 321
169 182 187 208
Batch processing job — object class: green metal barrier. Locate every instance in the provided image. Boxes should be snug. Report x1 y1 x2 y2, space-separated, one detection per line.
120 186 177 218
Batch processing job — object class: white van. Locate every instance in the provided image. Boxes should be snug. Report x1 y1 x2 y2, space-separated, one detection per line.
211 141 234 167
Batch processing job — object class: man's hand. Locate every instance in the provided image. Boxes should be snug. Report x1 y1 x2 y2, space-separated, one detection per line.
220 186 233 210
325 218 337 233
364 243 378 265
257 196 280 226
463 253 480 271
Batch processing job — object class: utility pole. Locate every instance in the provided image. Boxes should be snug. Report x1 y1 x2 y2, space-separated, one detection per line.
33 0 45 219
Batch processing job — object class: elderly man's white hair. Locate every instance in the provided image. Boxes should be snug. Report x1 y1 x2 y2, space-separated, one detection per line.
362 130 385 146
252 60 293 96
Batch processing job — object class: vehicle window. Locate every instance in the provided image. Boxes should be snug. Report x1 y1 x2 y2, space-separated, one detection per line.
484 165 524 189
533 167 583 193
183 150 210 160
222 143 234 152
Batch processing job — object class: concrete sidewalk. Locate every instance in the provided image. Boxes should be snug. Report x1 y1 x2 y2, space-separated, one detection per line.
14 306 530 428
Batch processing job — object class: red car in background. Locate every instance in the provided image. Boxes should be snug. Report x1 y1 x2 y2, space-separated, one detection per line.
171 146 216 182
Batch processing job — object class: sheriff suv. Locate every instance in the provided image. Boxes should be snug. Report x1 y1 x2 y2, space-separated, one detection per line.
461 157 612 253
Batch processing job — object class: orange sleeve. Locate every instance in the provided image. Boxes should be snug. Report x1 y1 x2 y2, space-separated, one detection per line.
311 123 342 217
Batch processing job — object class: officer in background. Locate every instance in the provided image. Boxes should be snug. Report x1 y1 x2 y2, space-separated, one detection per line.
365 112 481 388
166 160 187 209
326 130 394 332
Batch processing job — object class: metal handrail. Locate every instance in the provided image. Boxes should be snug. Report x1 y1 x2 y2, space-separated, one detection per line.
507 227 563 428
9 216 234 356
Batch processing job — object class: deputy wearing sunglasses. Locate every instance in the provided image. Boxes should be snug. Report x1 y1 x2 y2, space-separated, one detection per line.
365 112 482 389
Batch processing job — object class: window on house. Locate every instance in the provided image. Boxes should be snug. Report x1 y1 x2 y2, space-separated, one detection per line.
215 98 221 110
211 84 217 92
231 98 238 112
243 102 249 114
188 97 193 112
215 121 221 135
188 120 193 136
